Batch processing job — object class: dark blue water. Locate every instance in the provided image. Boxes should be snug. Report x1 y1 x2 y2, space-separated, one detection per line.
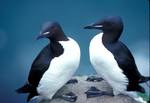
0 0 149 103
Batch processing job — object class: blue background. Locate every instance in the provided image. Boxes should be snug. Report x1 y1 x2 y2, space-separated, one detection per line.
0 0 149 103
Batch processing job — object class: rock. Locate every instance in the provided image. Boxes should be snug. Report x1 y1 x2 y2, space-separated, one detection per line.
40 75 139 103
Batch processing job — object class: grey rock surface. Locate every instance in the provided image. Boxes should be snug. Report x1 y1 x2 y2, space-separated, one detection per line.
40 75 139 103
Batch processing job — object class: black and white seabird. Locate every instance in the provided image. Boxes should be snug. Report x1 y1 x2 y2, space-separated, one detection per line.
16 21 80 102
84 16 149 103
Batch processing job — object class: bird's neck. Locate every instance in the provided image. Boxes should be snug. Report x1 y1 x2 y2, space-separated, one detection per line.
50 40 64 57
102 32 120 44
56 33 68 41
49 29 69 41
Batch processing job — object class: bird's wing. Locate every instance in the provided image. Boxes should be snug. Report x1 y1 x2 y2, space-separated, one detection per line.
104 41 142 84
28 44 53 86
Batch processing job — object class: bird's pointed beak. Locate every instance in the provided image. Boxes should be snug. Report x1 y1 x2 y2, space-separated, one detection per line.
36 31 50 40
36 34 44 40
84 24 103 29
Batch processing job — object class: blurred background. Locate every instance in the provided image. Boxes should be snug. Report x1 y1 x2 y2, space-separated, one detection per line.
0 0 149 103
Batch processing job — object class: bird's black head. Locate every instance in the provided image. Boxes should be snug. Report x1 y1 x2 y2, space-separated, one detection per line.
37 21 68 41
84 16 123 34
84 16 124 43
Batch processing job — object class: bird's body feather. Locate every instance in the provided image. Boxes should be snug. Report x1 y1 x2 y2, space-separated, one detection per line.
29 44 53 86
90 33 128 95
37 37 80 100
102 36 144 92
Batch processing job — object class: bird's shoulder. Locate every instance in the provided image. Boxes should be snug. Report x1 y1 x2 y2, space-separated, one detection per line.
104 41 142 82
105 41 134 63
32 43 52 67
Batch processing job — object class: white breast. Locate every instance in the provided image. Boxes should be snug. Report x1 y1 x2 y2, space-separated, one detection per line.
89 32 128 95
37 37 80 100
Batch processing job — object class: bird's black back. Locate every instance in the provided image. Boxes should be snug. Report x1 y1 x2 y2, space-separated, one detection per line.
28 43 53 86
16 41 64 101
28 41 64 87
103 41 143 91
16 43 53 101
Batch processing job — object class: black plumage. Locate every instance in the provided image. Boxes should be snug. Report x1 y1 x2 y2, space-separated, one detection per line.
17 42 64 101
103 41 146 93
